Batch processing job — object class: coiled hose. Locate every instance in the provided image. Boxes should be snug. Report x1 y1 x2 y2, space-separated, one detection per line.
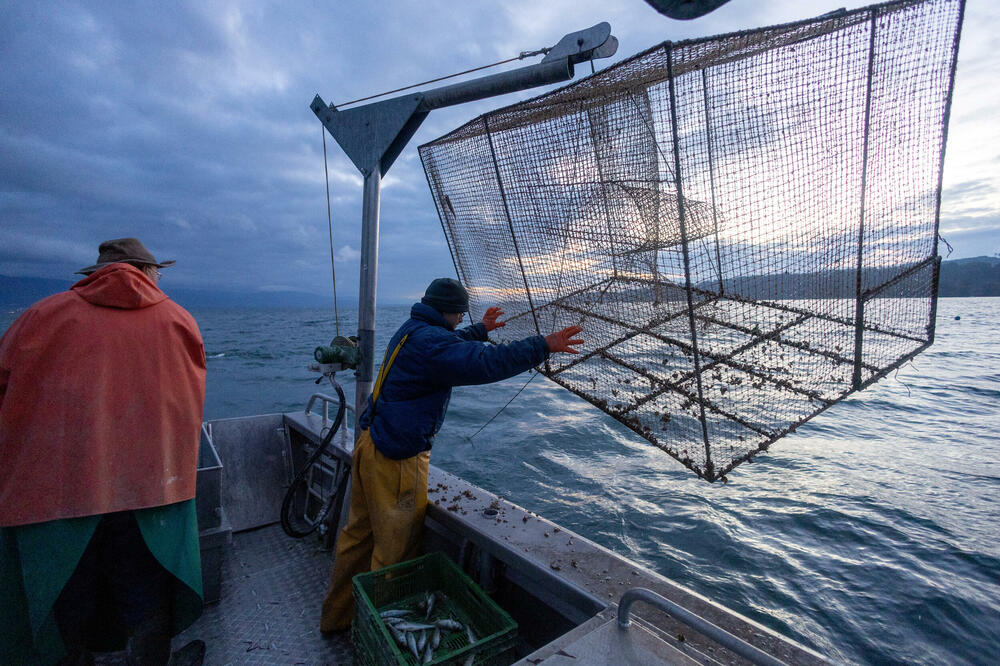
280 378 349 538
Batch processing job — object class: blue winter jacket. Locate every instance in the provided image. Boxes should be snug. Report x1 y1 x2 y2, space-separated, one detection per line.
358 302 549 459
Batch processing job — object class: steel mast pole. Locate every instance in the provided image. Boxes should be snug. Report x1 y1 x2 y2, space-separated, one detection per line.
357 169 381 421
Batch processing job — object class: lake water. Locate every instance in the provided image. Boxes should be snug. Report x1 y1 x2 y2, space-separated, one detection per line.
2 297 998 664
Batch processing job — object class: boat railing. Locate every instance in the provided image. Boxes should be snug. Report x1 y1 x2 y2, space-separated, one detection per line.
304 392 355 430
618 587 788 666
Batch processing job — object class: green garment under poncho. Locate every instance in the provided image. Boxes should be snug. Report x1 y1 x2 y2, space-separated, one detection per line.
0 499 203 665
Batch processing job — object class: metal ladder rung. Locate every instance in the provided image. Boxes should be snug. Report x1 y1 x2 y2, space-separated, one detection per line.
302 450 338 470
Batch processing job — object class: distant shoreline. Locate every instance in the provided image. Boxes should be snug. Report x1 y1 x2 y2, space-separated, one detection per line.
2 256 998 308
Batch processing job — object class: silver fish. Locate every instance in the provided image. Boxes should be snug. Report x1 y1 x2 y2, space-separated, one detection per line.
406 631 420 659
422 643 434 664
436 618 464 631
380 609 412 619
425 591 436 619
463 653 475 666
396 621 437 632
431 627 441 649
416 629 427 653
466 624 477 645
389 626 407 648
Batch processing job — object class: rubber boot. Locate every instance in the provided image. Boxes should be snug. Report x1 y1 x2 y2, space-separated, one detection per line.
168 639 206 666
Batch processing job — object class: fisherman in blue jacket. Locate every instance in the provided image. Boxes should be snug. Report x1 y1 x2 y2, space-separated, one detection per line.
321 277 583 632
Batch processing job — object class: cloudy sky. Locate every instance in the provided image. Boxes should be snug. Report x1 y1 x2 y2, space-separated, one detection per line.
1 0 996 304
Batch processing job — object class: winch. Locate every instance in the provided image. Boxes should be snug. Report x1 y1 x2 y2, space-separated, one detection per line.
312 335 360 374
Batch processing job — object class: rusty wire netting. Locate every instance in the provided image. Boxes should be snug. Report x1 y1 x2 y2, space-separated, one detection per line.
418 0 964 482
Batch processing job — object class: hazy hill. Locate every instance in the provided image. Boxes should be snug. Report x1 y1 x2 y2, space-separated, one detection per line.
938 255 1000 297
0 274 339 309
710 256 1000 300
0 275 72 307
2 256 998 308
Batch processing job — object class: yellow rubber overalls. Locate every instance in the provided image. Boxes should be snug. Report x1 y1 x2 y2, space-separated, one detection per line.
320 335 430 633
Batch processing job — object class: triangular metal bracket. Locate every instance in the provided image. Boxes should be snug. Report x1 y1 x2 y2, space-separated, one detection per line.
311 94 428 176
542 22 617 65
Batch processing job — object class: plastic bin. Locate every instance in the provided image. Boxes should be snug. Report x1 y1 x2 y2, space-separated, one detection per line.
352 551 517 665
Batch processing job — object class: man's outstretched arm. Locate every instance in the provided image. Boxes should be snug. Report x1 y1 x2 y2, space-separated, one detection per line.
432 324 585 387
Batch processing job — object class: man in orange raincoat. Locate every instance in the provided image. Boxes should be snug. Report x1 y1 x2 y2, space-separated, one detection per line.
0 239 207 665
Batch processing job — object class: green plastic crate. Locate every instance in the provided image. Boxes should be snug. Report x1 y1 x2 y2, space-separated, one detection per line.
352 551 518 665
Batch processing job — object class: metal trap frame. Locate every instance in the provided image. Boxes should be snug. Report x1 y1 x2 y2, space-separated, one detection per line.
419 0 965 481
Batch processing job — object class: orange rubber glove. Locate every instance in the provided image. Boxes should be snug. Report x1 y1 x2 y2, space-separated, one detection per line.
545 325 584 354
481 306 506 332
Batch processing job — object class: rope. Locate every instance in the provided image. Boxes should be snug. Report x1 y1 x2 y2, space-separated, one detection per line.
938 233 954 257
322 126 340 336
335 47 551 108
893 363 913 398
469 370 539 440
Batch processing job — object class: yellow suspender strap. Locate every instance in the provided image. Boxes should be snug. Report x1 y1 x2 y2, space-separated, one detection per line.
372 333 409 404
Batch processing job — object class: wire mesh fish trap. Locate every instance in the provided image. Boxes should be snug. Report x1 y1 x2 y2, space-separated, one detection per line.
419 0 964 482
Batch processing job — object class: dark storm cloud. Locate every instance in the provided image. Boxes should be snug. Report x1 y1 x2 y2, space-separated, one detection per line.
1 3 373 293
1 0 996 302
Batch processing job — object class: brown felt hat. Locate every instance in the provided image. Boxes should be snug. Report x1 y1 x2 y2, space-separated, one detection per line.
76 238 176 275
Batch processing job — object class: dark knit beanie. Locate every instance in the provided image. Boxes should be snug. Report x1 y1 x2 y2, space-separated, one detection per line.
421 278 469 313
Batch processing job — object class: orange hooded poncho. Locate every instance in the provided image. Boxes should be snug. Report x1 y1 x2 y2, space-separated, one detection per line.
0 263 206 526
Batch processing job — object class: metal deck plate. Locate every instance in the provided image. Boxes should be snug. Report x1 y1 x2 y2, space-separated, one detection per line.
175 524 351 665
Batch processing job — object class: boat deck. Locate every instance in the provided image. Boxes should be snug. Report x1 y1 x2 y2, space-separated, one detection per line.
169 522 698 666
164 410 829 666
175 524 350 665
